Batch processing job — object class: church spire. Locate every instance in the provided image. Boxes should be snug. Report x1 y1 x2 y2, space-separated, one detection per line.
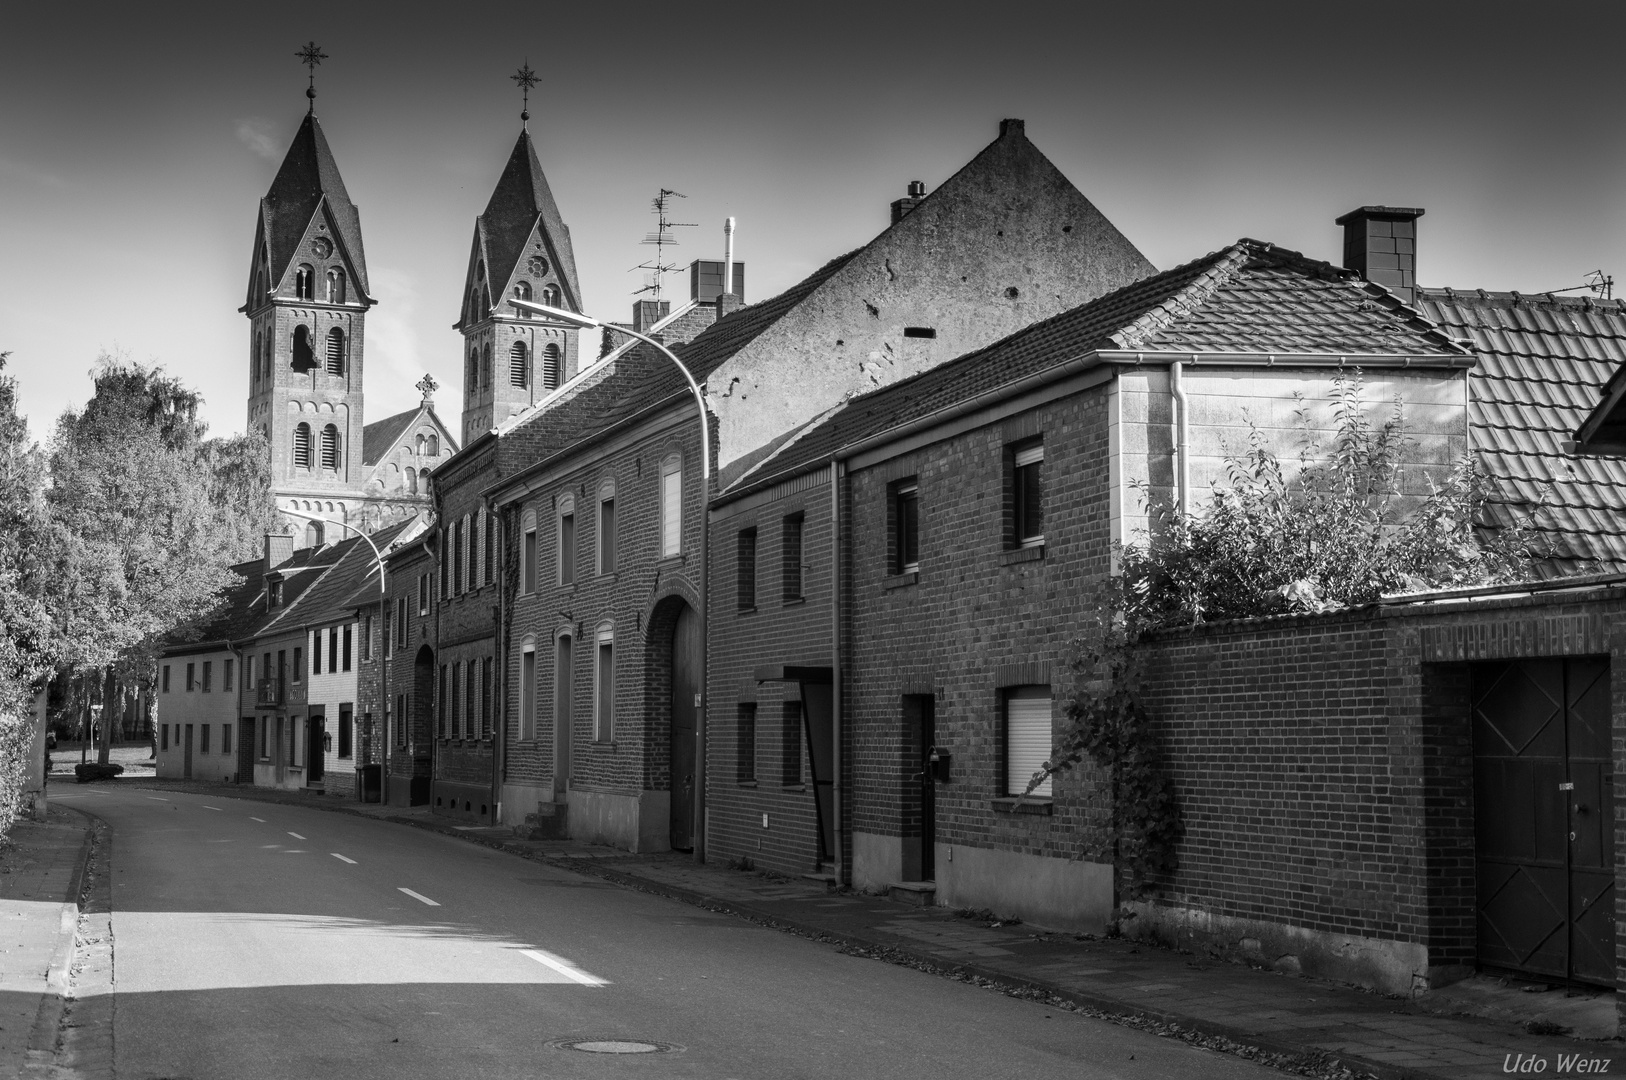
296 41 328 115
511 62 538 131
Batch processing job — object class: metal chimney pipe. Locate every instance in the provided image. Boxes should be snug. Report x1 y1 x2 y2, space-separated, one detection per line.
723 217 735 297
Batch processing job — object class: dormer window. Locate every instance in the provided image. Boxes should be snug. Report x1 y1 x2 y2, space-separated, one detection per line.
325 267 346 304
295 265 315 301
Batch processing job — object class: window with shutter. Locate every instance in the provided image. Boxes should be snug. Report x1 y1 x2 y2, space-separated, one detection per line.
293 424 312 469
510 342 528 388
1005 689 1053 797
543 343 562 390
660 458 682 557
558 510 575 585
598 497 616 573
520 647 536 741
595 630 614 742
321 425 340 471
325 328 344 375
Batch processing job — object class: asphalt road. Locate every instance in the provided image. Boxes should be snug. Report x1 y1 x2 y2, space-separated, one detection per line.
60 786 1287 1080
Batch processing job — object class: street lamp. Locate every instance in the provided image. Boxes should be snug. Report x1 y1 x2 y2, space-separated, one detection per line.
282 509 388 804
507 297 712 862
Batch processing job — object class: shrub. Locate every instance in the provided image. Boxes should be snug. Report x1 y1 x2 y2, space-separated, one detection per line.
74 761 123 783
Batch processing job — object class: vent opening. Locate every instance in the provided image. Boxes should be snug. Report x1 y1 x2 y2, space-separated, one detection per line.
903 327 936 339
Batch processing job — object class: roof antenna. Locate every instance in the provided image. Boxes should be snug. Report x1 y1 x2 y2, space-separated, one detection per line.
296 41 328 115
511 61 538 130
632 189 697 304
1543 269 1614 301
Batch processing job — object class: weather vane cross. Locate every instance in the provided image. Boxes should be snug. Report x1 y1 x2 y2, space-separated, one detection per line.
511 62 539 127
296 41 328 111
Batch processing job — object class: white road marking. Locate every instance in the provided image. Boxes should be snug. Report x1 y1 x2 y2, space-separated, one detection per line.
521 949 608 987
202 805 222 811
331 853 356 864
288 832 306 840
146 797 169 802
250 817 265 822
398 888 440 907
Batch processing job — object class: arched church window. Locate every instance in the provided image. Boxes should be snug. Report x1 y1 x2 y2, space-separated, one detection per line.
296 265 315 301
252 331 262 385
326 268 346 304
542 343 562 391
466 348 478 394
510 342 528 388
292 326 315 371
325 328 345 376
405 467 418 494
514 281 533 318
541 284 561 308
421 467 432 492
306 521 324 548
293 423 313 470
427 435 440 456
321 425 340 472
482 286 492 317
415 434 426 456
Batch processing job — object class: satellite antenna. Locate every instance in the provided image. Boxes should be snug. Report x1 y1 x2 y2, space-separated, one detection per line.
632 189 697 303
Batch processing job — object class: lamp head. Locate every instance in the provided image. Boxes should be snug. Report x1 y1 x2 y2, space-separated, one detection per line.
508 298 599 329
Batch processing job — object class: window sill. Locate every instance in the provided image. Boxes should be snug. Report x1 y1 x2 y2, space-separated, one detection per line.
737 779 758 788
781 784 808 793
658 553 687 568
737 605 757 615
882 571 919 590
991 796 1053 816
781 596 806 607
1001 545 1045 566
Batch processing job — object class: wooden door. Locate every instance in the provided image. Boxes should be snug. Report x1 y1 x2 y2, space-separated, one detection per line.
670 606 701 851
1474 658 1614 985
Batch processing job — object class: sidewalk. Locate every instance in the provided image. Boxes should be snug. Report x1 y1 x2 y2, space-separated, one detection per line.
0 806 91 1079
123 778 1617 1080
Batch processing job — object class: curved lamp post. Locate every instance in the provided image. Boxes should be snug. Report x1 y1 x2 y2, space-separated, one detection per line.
507 297 711 862
282 509 387 804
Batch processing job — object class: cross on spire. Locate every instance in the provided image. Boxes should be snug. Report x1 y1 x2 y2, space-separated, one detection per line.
296 41 328 113
511 62 539 128
416 373 439 402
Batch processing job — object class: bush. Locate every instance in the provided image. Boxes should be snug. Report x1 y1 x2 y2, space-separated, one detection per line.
74 761 123 783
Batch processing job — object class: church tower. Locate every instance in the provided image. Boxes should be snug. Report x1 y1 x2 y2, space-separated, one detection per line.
455 72 584 446
242 93 373 510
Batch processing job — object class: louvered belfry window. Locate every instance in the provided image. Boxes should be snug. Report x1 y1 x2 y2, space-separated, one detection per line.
543 343 562 390
510 342 528 388
321 425 340 471
326 329 344 375
293 423 312 469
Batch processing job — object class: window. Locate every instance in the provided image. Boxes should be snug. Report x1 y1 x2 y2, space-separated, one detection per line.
306 521 324 548
594 628 614 742
326 267 346 304
293 647 303 683
342 624 352 671
223 658 234 691
542 343 561 390
438 664 449 739
201 724 211 754
482 658 493 738
260 713 270 758
464 660 476 740
293 423 313 470
222 724 232 754
465 348 478 395
245 656 254 691
186 663 196 691
597 491 616 574
461 515 472 594
295 264 314 300
1012 442 1044 548
448 519 460 595
362 614 372 662
329 626 339 672
514 280 533 315
892 480 920 573
737 527 757 609
394 694 407 749
418 573 430 616
660 456 683 557
203 660 212 692
782 700 803 786
1005 687 1053 797
737 704 757 783
510 342 528 388
558 503 576 586
483 510 495 585
338 707 352 758
313 631 323 675
440 531 449 596
450 662 462 738
405 466 418 494
161 724 169 751
325 328 344 376
163 664 170 692
782 514 804 601
520 646 536 741
292 324 315 370
428 435 439 456
522 509 538 593
541 284 561 307
394 595 408 651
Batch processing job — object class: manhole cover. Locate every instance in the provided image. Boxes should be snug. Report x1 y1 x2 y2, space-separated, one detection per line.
548 1038 682 1055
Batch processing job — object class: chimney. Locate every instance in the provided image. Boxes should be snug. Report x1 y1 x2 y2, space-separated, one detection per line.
890 180 927 225
632 300 670 333
264 532 294 574
998 118 1025 138
723 217 735 297
1335 206 1424 304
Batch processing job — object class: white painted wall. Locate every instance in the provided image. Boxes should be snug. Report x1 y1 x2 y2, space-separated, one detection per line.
155 649 241 782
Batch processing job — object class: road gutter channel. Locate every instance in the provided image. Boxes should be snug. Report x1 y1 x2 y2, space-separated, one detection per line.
27 810 116 1080
118 784 1423 1080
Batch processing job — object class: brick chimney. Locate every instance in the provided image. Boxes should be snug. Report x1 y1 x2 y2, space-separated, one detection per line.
890 180 927 224
1335 206 1424 304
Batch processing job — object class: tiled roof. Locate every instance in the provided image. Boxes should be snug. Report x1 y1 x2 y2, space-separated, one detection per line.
278 519 416 628
1417 288 1626 576
259 113 369 297
161 541 346 655
362 406 420 466
471 130 582 316
730 240 1467 496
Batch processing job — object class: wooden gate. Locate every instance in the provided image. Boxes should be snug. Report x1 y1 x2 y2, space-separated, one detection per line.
1473 658 1613 985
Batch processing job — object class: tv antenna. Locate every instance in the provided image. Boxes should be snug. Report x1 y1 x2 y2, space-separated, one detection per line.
1544 269 1614 300
632 189 697 303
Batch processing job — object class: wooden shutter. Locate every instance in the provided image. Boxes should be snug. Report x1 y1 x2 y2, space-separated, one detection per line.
1006 694 1053 796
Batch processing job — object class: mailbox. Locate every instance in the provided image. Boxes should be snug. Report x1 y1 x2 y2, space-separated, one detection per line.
928 748 952 783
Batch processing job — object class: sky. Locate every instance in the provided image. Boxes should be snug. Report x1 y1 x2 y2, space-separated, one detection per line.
3 0 1624 443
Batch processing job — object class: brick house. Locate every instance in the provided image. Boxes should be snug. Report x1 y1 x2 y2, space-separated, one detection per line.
155 568 262 783
709 238 1473 910
470 119 1159 853
381 533 438 807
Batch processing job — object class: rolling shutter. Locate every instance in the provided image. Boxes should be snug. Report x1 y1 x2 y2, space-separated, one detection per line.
1006 694 1053 796
662 468 683 556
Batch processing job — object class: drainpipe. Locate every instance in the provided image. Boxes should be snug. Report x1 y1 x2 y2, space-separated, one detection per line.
1170 361 1191 517
830 459 846 887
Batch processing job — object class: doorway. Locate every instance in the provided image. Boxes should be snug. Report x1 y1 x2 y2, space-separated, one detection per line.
554 635 573 803
670 604 701 851
308 713 325 782
903 694 936 881
1473 658 1613 985
183 724 194 780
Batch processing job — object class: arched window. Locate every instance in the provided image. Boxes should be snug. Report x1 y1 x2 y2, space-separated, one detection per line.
305 521 324 547
415 434 426 455
427 435 439 456
325 328 345 375
292 325 314 371
252 331 262 385
514 281 533 317
510 341 528 388
541 284 561 307
295 265 314 301
405 467 418 494
542 343 562 391
320 425 340 471
325 268 346 304
293 423 312 470
465 348 478 394
420 467 432 493
481 286 491 317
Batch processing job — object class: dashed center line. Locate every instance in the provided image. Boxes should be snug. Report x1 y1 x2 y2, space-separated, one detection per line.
146 797 169 802
250 817 266 822
521 949 608 987
331 853 356 864
202 805 222 811
398 888 440 907
288 832 306 840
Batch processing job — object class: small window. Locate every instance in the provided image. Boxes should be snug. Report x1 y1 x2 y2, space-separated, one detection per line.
418 573 429 616
542 343 562 390
510 341 529 388
222 724 232 754
522 509 538 593
293 647 303 683
737 527 757 610
342 624 352 671
338 708 352 758
201 724 211 754
902 326 937 339
162 724 169 751
482 657 493 738
329 626 339 672
163 665 170 692
362 614 372 662
295 264 314 301
520 646 537 741
541 284 561 307
293 423 313 470
313 632 323 675
782 700 803 786
203 660 212 692
598 493 616 574
186 662 196 691
223 658 234 691
782 513 804 601
559 508 576 586
660 456 683 558
892 480 920 573
325 328 345 376
1005 687 1053 797
594 628 614 742
737 703 757 783
1012 442 1044 548
326 267 346 304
